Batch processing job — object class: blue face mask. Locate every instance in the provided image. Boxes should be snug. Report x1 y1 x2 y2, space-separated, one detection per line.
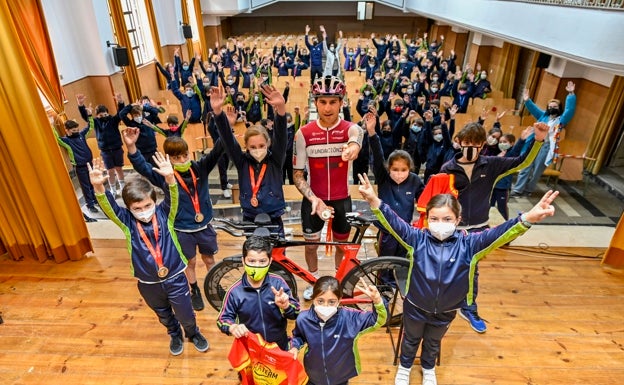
411 125 422 133
182 65 189 71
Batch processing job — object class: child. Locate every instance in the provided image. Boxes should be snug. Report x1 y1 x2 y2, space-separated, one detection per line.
169 76 203 124
421 110 454 183
54 119 98 215
77 93 126 195
123 129 224 312
440 122 547 333
88 155 209 356
290 276 387 385
364 112 424 257
118 103 159 168
480 125 503 156
357 173 559 385
149 110 191 138
490 129 530 220
210 84 288 236
217 236 300 351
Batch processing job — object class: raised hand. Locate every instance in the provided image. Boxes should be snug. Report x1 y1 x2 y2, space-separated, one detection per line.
122 127 140 148
151 152 174 180
565 81 575 93
271 286 290 310
363 112 376 136
520 126 534 140
356 279 382 304
209 86 226 115
87 158 109 193
76 94 86 106
524 190 559 223
522 88 530 101
224 104 237 127
357 173 381 209
533 122 549 142
260 84 286 115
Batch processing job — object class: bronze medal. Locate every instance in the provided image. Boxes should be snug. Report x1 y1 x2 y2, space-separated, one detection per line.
158 266 169 278
195 213 204 222
250 196 259 207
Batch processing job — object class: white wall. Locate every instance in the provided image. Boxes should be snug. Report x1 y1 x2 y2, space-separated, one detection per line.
153 0 185 46
403 0 624 75
42 0 116 83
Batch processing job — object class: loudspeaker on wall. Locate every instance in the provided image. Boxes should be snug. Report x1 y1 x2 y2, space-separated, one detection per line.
182 24 192 39
536 53 552 69
112 47 129 67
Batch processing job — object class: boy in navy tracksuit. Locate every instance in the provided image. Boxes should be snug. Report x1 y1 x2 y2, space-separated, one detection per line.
305 24 325 83
123 127 225 312
54 119 98 215
217 236 300 351
211 84 288 236
119 104 159 168
170 79 203 124
89 155 209 356
77 93 126 194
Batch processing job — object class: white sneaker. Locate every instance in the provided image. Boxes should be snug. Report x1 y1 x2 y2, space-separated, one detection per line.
422 368 437 385
226 183 233 189
302 286 313 301
223 189 232 199
395 365 412 385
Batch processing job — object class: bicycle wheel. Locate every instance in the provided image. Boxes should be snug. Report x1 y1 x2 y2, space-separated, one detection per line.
340 257 410 326
204 256 299 311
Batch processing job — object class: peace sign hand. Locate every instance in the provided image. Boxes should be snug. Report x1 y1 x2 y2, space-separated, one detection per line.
357 173 381 209
356 279 382 304
524 190 559 223
271 286 290 310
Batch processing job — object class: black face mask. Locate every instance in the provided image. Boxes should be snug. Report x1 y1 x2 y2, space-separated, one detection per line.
547 107 560 116
99 115 111 122
382 130 392 137
461 146 480 163
69 133 80 138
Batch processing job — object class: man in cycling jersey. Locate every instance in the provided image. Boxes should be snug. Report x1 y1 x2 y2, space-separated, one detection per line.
293 75 364 300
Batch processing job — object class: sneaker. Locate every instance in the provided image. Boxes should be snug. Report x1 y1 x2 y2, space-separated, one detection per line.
302 286 313 301
509 190 523 198
459 308 487 333
422 368 437 385
395 365 412 385
226 183 233 189
191 286 205 311
191 332 209 352
170 335 184 356
87 205 99 214
223 189 232 199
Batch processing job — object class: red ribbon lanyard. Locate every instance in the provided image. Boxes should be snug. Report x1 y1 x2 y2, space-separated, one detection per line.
325 217 333 257
136 215 164 269
249 163 268 202
174 168 200 215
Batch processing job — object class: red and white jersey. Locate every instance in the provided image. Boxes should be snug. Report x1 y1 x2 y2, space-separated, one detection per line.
293 118 363 201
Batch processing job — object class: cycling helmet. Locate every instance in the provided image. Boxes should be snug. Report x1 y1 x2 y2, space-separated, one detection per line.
311 75 346 99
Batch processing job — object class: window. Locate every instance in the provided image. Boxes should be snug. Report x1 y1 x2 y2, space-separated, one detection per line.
110 0 155 66
357 2 374 20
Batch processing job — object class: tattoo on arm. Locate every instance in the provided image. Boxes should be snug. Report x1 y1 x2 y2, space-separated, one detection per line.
293 170 316 201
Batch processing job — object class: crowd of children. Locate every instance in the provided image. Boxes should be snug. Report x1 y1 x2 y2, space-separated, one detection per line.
53 26 577 385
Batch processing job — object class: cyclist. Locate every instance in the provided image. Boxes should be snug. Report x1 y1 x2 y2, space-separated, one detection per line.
293 75 364 300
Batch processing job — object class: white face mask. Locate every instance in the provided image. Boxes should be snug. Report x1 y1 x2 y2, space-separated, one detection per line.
390 170 409 185
487 136 498 146
249 148 268 162
428 221 456 241
498 142 512 151
314 305 338 321
185 90 194 97
433 134 443 142
134 116 143 124
132 206 156 223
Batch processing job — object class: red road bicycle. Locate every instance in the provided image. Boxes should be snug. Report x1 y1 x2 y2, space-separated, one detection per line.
204 212 408 323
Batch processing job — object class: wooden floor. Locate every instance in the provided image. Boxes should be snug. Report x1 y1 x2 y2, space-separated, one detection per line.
1 236 624 385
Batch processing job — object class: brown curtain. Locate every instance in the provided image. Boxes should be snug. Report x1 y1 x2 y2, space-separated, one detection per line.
109 0 142 101
192 0 207 59
8 0 66 131
586 75 624 174
0 0 93 262
493 42 520 98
